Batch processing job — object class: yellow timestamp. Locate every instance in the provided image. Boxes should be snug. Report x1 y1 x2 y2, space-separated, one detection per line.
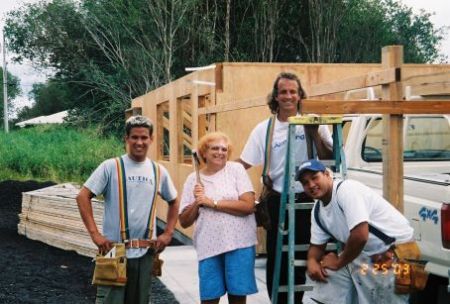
359 263 410 276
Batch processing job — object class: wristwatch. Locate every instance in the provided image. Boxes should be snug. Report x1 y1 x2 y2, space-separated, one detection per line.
213 200 219 209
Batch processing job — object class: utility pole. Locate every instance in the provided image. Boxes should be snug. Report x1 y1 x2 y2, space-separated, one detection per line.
2 29 8 133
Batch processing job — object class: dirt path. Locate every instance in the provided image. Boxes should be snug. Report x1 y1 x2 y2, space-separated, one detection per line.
0 180 178 304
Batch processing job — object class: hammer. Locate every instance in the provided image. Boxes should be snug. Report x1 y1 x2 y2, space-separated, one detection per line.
192 150 203 186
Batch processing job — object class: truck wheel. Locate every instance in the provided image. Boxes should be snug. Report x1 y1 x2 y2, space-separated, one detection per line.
409 274 450 304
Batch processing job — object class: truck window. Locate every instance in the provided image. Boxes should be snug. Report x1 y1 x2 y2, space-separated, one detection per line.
362 116 450 162
362 118 383 162
404 116 450 161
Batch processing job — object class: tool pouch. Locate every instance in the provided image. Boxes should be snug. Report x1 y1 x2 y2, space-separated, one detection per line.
256 184 273 230
152 253 164 277
393 241 429 294
92 243 127 286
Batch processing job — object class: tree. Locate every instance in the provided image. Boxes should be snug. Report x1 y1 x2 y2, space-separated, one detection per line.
6 0 197 134
335 0 447 63
4 0 446 134
295 0 358 63
382 0 446 63
29 81 70 116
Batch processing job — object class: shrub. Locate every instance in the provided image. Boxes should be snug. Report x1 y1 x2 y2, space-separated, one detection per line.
0 125 124 184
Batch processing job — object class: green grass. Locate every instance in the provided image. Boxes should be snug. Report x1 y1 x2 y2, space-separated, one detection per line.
0 125 125 184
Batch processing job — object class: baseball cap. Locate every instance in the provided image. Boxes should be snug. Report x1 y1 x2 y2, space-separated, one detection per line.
295 159 326 180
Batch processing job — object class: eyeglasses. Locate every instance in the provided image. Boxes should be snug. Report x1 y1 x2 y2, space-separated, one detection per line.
209 145 228 152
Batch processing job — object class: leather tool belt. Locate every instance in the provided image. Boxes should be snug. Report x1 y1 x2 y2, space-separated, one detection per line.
393 241 428 294
124 239 163 277
124 239 157 249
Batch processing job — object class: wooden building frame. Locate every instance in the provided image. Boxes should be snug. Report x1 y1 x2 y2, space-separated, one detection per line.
130 45 450 242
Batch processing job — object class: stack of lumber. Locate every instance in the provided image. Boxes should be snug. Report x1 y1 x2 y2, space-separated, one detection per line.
18 183 103 258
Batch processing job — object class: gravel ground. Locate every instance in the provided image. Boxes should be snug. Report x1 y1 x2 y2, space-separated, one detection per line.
0 180 178 304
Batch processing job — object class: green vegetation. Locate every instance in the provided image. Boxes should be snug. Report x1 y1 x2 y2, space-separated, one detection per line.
0 125 124 184
5 0 447 135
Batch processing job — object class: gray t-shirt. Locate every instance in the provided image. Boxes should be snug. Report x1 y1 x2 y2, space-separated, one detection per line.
84 154 177 258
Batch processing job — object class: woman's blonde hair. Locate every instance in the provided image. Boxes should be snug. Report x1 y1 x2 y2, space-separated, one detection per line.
197 132 233 163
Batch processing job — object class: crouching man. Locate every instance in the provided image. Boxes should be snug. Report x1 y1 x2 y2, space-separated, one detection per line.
296 159 414 304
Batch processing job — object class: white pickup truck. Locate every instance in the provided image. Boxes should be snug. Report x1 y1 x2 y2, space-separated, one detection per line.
342 112 450 301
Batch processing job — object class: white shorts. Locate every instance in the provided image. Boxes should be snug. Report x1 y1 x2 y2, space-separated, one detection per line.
303 253 409 304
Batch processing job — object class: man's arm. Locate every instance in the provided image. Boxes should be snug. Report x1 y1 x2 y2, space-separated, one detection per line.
307 243 328 282
321 222 369 270
305 125 333 159
76 186 113 254
156 197 180 252
236 158 252 170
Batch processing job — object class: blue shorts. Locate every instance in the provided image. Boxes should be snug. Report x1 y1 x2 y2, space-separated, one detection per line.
198 246 258 300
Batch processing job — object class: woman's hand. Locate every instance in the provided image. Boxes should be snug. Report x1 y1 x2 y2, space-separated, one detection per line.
193 183 205 203
196 195 214 208
193 183 215 208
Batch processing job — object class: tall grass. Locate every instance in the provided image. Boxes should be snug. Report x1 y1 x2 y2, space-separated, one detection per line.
0 125 125 184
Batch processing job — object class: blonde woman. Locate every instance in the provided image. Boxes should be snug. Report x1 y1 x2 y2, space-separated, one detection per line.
179 132 257 304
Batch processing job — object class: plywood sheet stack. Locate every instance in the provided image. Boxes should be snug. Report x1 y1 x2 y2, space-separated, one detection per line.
18 183 103 258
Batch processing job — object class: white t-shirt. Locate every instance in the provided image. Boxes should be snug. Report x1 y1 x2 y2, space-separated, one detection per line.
84 154 178 259
310 179 414 256
179 161 257 261
240 115 333 192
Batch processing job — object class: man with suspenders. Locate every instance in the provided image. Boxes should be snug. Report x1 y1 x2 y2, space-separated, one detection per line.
238 73 333 303
296 159 413 304
77 115 180 304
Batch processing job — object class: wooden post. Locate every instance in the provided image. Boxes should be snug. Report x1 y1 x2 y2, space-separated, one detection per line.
169 90 178 165
177 97 185 163
381 45 404 211
191 75 199 150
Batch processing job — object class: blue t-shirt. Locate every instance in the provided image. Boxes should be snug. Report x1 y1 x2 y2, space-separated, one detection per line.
84 154 177 258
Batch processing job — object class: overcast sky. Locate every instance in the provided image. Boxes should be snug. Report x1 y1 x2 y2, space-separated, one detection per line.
0 0 449 112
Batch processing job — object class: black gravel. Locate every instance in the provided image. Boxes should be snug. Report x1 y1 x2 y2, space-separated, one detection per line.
0 180 179 304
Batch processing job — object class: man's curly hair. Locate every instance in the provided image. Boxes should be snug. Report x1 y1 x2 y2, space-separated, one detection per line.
267 72 306 114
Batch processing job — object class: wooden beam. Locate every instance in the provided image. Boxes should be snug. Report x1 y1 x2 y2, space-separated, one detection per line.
215 63 223 92
309 68 399 97
182 111 192 127
182 101 192 114
162 116 170 129
198 96 266 115
191 76 199 150
199 97 450 115
196 69 450 115
403 71 450 86
156 105 166 160
183 138 192 150
301 99 450 114
381 45 404 212
169 91 178 165
410 82 450 96
182 132 192 146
